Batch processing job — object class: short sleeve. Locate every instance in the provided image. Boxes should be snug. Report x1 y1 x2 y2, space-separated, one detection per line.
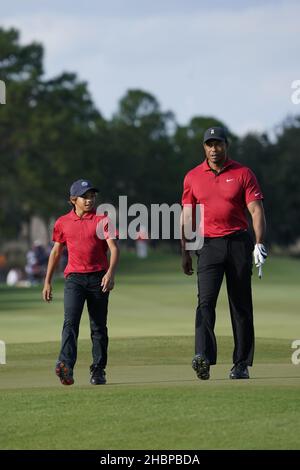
182 173 196 207
243 168 264 205
52 220 66 244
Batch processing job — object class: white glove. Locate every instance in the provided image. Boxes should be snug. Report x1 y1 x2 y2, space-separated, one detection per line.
253 243 268 267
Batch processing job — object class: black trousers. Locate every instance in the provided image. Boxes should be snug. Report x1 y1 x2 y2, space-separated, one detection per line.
195 231 255 366
58 271 109 369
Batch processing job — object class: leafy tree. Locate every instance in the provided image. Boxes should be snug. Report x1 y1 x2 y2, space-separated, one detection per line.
0 28 44 241
266 117 300 245
0 28 108 240
111 89 177 205
18 73 106 221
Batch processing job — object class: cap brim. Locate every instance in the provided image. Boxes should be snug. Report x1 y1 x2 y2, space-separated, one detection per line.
71 187 99 196
203 136 226 143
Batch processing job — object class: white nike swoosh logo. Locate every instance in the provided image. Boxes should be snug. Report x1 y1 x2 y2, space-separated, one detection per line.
255 192 260 196
226 179 234 182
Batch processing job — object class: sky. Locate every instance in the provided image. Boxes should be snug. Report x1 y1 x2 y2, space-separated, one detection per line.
1 0 300 136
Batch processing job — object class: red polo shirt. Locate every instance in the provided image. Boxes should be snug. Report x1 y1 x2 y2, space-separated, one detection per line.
52 209 115 276
182 159 263 237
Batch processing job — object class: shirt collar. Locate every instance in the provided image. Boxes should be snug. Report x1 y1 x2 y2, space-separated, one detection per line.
203 158 233 173
68 209 96 220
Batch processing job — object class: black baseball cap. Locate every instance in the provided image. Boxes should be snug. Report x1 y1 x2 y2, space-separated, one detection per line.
203 126 228 144
70 179 99 197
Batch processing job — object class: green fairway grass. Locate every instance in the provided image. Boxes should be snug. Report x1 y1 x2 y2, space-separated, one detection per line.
0 252 300 449
0 253 299 343
0 337 299 450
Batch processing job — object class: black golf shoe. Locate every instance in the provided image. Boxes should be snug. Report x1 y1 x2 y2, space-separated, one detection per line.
192 355 210 380
229 362 249 379
90 366 106 385
55 361 74 386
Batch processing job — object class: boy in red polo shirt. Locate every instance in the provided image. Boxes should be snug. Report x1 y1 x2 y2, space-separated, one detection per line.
42 179 119 386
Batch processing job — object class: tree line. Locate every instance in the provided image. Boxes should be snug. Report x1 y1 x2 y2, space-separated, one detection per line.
0 27 299 246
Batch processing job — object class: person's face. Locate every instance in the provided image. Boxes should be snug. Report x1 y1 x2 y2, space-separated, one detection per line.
203 139 228 166
71 190 97 212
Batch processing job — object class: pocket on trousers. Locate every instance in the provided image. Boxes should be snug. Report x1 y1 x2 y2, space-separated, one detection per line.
245 232 255 253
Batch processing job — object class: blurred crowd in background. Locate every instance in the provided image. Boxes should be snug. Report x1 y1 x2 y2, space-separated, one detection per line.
0 236 149 287
1 240 68 287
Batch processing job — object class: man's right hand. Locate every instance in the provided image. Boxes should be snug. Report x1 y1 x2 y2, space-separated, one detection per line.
182 252 194 275
43 282 52 302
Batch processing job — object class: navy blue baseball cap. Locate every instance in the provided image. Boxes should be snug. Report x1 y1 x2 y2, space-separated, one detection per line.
203 126 228 144
70 179 99 197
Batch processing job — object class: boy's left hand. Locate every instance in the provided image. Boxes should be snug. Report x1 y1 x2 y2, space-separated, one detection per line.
101 272 115 292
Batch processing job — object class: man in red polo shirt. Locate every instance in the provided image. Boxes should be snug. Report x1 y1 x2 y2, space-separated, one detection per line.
42 179 119 386
181 127 267 380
